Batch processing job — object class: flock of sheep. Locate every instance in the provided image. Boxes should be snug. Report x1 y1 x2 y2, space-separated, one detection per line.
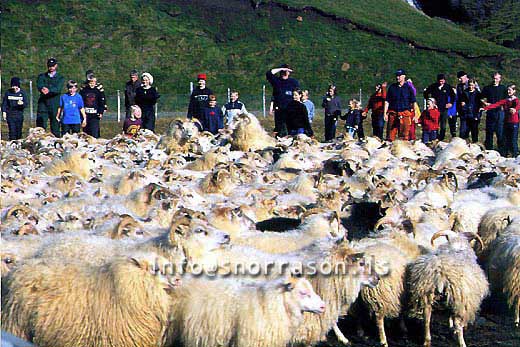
1 112 519 347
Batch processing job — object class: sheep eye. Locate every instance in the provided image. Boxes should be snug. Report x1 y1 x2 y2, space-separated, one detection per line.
195 227 204 234
5 257 13 264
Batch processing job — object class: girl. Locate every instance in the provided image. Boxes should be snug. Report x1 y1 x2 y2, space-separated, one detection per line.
301 90 315 124
56 80 86 136
363 82 387 140
459 78 482 143
123 105 142 137
483 84 519 157
285 89 313 137
322 84 341 142
135 72 160 132
420 98 440 144
341 99 363 139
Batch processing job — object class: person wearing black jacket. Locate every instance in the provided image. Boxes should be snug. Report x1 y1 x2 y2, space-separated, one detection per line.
322 84 342 142
125 70 140 118
135 72 160 132
285 89 313 137
458 79 482 143
423 74 456 141
80 74 106 138
2 77 28 140
481 72 508 153
266 64 300 137
187 73 213 120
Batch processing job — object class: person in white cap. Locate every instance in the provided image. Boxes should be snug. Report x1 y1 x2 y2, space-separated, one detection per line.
135 72 160 132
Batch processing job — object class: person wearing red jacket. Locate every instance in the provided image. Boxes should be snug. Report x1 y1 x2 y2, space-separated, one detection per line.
483 84 519 157
420 98 440 144
363 82 387 139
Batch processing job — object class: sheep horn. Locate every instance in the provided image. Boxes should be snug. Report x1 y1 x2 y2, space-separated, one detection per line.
5 204 36 220
472 233 485 251
459 152 472 161
430 230 451 247
112 215 140 239
447 172 458 191
374 218 386 231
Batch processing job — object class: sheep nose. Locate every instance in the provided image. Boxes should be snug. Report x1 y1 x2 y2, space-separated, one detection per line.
223 234 230 242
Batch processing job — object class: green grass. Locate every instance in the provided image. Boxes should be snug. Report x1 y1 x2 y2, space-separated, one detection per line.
1 0 518 106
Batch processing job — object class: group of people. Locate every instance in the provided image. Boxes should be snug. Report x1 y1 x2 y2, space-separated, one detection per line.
265 65 518 157
2 59 518 157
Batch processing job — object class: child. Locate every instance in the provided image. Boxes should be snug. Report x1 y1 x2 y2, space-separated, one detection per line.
301 90 315 124
459 78 482 143
285 89 313 137
200 94 224 135
79 73 106 138
222 90 249 124
341 99 363 139
56 80 86 136
123 105 142 137
483 84 519 157
1 77 28 140
420 98 440 144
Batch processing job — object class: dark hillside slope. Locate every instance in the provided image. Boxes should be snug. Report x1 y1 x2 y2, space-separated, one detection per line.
1 0 518 98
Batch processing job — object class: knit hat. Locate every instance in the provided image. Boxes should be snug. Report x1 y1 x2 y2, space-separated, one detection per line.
197 73 207 81
437 73 446 81
10 77 21 88
141 72 153 85
395 69 406 76
457 71 467 78
47 57 57 67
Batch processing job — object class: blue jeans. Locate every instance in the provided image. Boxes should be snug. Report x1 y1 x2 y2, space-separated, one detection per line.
503 123 519 157
422 130 437 143
324 115 337 141
371 115 385 140
485 109 505 154
288 128 305 136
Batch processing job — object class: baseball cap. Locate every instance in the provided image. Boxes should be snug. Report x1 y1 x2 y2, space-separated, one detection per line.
395 69 406 76
47 58 58 67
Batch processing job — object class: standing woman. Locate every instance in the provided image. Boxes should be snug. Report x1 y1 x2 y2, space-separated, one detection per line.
459 78 482 143
322 84 342 142
363 82 387 140
285 89 313 137
2 77 28 140
135 72 160 132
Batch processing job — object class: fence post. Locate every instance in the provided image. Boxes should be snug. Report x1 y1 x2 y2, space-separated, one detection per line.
155 103 158 120
227 88 230 103
262 85 266 118
29 80 34 121
117 90 121 122
359 88 362 105
190 82 193 94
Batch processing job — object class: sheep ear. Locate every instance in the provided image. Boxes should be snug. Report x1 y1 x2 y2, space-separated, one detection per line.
131 257 151 272
348 252 365 263
283 277 298 292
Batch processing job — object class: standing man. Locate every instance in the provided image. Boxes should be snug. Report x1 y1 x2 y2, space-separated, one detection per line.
187 73 212 120
481 72 508 154
36 57 65 137
423 73 456 141
125 69 140 118
2 77 28 140
384 69 416 141
266 64 300 137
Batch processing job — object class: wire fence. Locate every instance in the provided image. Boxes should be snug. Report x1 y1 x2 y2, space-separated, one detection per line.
3 78 427 122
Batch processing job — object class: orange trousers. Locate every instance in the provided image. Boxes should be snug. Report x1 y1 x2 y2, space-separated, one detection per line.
387 110 412 141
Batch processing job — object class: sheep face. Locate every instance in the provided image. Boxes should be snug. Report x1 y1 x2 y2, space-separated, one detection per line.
283 277 325 314
208 206 255 236
130 254 183 291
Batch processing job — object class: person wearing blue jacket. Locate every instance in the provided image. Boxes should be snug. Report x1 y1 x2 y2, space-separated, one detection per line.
200 95 224 135
266 64 300 137
2 77 28 140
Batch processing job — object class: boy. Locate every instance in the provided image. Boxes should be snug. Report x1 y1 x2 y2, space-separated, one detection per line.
2 77 28 140
80 73 106 138
56 80 87 136
222 90 249 124
200 95 224 135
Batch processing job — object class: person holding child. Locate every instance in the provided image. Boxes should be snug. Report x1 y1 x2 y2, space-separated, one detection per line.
341 99 363 139
123 105 142 137
483 84 519 157
56 80 87 136
285 89 313 137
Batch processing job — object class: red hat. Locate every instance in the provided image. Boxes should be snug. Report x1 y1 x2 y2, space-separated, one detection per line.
197 73 207 81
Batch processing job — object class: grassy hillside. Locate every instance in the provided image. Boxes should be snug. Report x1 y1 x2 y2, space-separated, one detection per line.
473 0 520 48
1 0 518 108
